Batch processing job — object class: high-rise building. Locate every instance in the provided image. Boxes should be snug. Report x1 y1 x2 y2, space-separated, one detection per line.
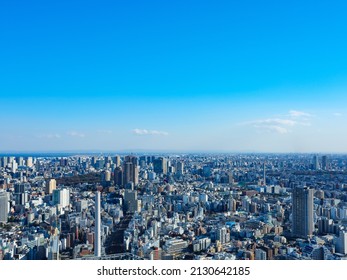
11 160 18 173
14 183 28 205
76 199 88 212
105 156 112 165
153 157 167 175
26 157 33 167
16 156 24 166
139 156 147 168
0 191 9 223
322 155 329 171
94 191 101 257
312 155 320 170
216 226 230 244
52 188 70 208
92 156 98 167
114 166 124 187
105 170 111 181
113 156 121 167
48 233 60 260
46 179 57 194
292 186 314 238
124 190 140 213
336 230 347 255
176 161 184 175
101 170 111 187
1 157 8 168
123 156 138 186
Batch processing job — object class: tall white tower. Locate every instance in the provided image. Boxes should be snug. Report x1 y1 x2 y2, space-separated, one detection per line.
94 191 101 257
0 191 9 223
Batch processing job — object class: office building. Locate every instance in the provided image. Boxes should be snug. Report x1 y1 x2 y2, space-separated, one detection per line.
113 156 121 167
1 157 8 168
336 230 347 255
26 157 33 167
153 157 167 175
0 191 9 223
312 155 320 170
52 188 70 208
217 226 230 244
46 179 57 194
123 156 138 186
292 186 314 238
176 161 184 175
322 155 329 171
114 166 123 187
124 190 140 213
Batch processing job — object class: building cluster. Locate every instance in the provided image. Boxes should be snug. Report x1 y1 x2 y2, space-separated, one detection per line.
1 153 347 260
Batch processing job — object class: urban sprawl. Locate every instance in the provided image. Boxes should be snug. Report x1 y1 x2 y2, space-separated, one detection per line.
1 153 347 260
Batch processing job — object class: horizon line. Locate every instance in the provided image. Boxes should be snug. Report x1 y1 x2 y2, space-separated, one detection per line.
0 150 346 155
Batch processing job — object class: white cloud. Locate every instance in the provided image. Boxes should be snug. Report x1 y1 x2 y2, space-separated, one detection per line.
37 133 61 139
251 118 297 126
67 131 85 138
244 119 294 134
243 110 313 134
133 128 169 136
254 125 289 134
289 110 312 118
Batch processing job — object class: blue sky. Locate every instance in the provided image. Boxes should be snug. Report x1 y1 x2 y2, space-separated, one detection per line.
1 1 347 152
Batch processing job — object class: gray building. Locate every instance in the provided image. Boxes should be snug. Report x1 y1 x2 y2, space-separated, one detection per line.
292 186 314 238
0 191 9 223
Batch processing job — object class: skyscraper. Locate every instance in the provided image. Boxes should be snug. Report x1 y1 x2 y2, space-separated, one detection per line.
123 156 138 186
114 166 124 187
52 188 70 208
153 157 167 175
322 155 329 171
292 186 314 238
11 160 18 173
94 191 101 257
14 183 27 206
176 161 184 176
1 157 8 168
48 234 60 260
312 155 320 170
46 179 57 194
124 190 140 213
336 230 347 255
0 191 9 223
26 157 33 167
101 170 111 187
113 155 121 167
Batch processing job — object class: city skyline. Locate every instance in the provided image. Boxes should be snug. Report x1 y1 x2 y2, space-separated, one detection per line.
2 1 347 152
2 153 347 260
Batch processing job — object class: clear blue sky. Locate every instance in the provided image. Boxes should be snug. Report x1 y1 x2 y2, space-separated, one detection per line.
1 0 347 152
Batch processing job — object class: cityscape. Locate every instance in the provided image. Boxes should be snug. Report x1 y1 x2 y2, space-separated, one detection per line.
2 0 347 265
1 153 347 260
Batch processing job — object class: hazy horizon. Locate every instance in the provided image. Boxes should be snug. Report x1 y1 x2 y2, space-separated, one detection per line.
1 149 346 156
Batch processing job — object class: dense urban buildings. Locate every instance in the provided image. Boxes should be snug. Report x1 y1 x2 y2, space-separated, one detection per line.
1 153 347 260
